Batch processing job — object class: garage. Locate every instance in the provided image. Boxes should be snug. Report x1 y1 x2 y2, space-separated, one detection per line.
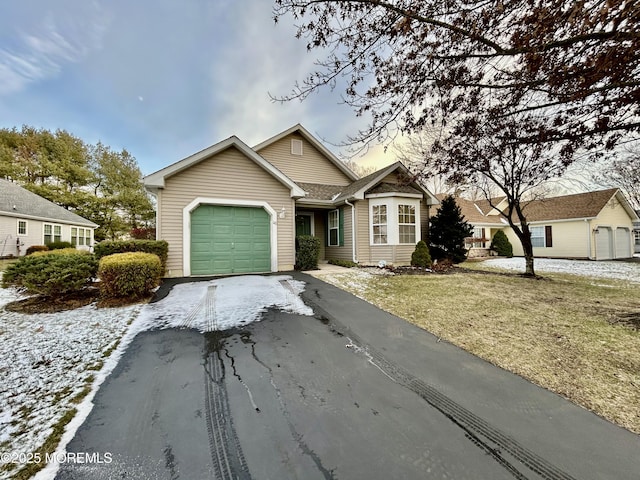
595 226 613 260
615 227 631 259
190 205 271 275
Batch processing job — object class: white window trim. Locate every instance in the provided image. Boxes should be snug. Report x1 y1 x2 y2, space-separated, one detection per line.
17 220 27 236
43 223 63 245
369 197 421 246
397 204 417 245
371 204 388 245
328 209 339 246
530 225 546 248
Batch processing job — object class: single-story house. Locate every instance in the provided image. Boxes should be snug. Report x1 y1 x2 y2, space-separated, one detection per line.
449 189 639 260
0 178 98 257
144 124 439 277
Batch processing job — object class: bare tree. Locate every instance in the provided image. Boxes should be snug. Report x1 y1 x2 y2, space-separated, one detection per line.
593 144 640 210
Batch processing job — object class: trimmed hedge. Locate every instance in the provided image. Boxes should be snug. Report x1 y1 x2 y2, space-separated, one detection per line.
47 241 74 250
94 240 168 271
411 241 433 268
32 248 89 257
295 235 320 271
98 252 162 298
328 259 358 268
2 250 98 296
26 245 49 255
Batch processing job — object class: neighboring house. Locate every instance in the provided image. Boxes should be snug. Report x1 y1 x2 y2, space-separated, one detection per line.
448 189 639 260
144 124 439 277
0 178 98 257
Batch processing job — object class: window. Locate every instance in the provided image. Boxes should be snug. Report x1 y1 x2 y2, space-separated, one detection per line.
291 139 303 156
71 227 78 246
78 228 85 246
328 209 339 246
471 227 486 248
531 225 552 247
372 205 388 244
85 229 91 246
17 220 27 236
398 204 416 244
635 230 640 246
44 224 62 245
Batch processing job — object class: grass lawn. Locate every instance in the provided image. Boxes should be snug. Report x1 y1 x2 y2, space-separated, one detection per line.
317 267 640 434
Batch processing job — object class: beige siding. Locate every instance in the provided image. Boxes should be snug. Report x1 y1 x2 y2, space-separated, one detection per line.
381 172 399 184
0 217 94 257
159 146 294 277
325 206 354 261
420 200 430 242
591 197 635 258
257 133 352 185
508 221 590 258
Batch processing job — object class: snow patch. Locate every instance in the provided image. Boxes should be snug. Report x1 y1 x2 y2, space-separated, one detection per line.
481 257 640 283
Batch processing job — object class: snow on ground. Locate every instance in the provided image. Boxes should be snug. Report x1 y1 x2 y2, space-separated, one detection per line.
1 274 312 480
479 257 640 283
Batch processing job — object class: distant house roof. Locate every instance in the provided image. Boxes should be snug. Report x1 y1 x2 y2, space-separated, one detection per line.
519 188 634 222
435 194 505 225
0 178 98 227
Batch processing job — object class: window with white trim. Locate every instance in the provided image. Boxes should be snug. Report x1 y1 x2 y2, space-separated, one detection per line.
372 205 388 244
472 226 486 248
71 227 78 246
398 204 416 244
17 220 27 236
85 229 91 246
531 226 545 247
328 209 339 246
44 224 61 245
635 230 640 246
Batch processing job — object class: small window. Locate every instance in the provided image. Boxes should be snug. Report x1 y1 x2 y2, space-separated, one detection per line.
54 225 62 243
291 139 303 156
85 229 91 246
44 224 53 245
372 205 388 244
530 226 550 247
635 231 640 246
17 220 27 236
398 204 416 244
71 227 78 246
328 209 339 246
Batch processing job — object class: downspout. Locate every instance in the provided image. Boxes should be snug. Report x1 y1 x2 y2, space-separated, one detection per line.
585 218 593 260
344 199 358 264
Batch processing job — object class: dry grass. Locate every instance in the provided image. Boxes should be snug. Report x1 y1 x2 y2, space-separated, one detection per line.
318 269 640 433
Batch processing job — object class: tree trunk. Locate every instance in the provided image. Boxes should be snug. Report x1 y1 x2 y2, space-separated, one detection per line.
522 236 536 277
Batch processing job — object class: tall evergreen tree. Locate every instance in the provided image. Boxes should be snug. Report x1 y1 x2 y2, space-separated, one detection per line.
429 195 473 264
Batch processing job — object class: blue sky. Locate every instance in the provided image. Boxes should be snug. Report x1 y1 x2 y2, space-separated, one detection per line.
0 0 394 175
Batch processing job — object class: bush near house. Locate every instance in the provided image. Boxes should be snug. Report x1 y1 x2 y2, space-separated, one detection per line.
411 241 433 268
94 240 168 272
47 241 74 250
98 252 162 299
295 235 321 271
328 259 358 268
2 250 98 296
25 245 49 255
490 230 514 257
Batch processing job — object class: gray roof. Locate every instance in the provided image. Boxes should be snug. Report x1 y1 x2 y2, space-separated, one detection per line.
0 178 98 227
366 182 422 196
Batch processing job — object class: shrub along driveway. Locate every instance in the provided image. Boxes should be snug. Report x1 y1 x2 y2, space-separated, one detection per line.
55 274 640 480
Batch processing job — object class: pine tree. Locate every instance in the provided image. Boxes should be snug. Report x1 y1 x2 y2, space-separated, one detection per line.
429 195 473 263
490 230 513 257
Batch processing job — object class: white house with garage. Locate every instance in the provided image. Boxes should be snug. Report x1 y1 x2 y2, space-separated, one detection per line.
448 188 638 260
0 178 98 257
144 124 439 277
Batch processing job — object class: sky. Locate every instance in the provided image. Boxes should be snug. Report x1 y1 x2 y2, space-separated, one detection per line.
0 0 396 176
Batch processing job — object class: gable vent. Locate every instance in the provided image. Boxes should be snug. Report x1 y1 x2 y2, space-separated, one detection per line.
291 139 303 156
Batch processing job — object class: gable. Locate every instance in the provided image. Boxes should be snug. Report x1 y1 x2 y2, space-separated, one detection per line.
256 132 353 186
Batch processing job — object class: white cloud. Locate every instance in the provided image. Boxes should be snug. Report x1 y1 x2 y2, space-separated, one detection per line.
0 5 111 95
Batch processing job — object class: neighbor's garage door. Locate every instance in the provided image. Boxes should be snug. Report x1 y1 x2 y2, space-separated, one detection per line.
595 226 613 260
191 205 270 275
615 227 631 259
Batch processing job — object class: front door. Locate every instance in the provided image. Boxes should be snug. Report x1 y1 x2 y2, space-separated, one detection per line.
295 214 312 237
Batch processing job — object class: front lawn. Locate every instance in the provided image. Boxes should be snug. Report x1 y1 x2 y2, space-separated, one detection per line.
315 267 640 433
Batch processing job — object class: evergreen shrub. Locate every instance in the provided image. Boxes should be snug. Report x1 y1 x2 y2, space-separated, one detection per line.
98 252 162 298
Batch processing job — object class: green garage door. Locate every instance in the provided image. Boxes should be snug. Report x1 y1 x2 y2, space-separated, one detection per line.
191 205 271 275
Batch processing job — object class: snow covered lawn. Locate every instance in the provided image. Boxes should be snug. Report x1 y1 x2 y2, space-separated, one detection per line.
0 275 312 480
477 257 640 283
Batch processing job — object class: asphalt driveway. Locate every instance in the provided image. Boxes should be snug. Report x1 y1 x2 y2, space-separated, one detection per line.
56 273 640 480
